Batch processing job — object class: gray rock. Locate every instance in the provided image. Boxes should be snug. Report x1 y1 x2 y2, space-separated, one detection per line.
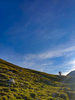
7 69 13 73
60 94 66 96
52 93 59 97
56 92 59 95
38 78 40 81
31 75 33 77
64 87 68 91
20 83 24 86
41 75 44 78
52 93 56 97
36 99 39 100
8 79 15 84
60 87 62 90
49 82 52 85
19 70 22 72
68 91 71 94
32 88 34 90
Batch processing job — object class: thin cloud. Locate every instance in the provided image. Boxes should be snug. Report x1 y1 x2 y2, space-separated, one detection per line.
65 60 75 66
24 46 75 60
20 46 75 75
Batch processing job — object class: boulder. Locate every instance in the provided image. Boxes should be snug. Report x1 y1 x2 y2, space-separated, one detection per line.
38 78 40 81
52 93 56 97
36 99 39 100
41 75 44 78
52 93 59 97
49 82 52 85
8 79 15 84
19 70 22 72
60 94 66 96
60 88 62 90
32 88 34 90
41 85 44 88
64 87 69 91
56 98 59 100
31 75 33 77
20 83 24 86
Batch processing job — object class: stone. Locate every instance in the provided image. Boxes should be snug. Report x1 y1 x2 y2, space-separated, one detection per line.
20 83 24 86
36 99 39 100
60 88 62 90
41 75 44 78
52 93 59 97
49 82 52 85
8 79 15 84
31 75 33 77
19 70 22 72
60 94 66 97
52 93 56 97
32 88 34 90
56 92 59 95
7 69 13 73
38 78 40 81
41 85 44 88
68 91 71 94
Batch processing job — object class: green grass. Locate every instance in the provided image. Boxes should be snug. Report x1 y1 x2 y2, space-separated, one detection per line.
0 58 75 100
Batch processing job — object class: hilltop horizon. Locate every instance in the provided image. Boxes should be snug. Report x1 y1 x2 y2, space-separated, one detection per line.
0 58 71 76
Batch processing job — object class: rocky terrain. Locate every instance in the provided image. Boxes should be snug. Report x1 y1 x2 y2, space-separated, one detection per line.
0 58 75 100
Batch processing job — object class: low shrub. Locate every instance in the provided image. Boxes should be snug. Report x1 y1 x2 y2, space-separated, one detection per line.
0 92 7 96
3 88 10 92
22 96 30 100
49 97 53 100
16 95 22 99
0 82 8 87
30 93 36 98
60 93 69 100
2 96 8 100
10 88 18 92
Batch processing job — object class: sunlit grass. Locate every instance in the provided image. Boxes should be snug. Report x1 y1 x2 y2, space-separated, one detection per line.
0 58 75 100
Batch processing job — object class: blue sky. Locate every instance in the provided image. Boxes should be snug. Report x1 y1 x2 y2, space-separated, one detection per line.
0 0 75 75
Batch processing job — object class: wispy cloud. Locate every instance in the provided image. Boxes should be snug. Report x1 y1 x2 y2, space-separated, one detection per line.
15 46 74 75
65 60 75 66
24 46 75 60
1 45 75 75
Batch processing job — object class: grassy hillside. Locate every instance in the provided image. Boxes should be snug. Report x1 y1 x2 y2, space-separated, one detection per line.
0 58 75 100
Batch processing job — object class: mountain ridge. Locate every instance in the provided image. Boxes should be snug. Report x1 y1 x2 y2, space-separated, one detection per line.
67 70 75 76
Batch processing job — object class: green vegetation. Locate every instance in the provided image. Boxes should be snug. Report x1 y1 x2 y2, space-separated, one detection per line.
0 58 75 100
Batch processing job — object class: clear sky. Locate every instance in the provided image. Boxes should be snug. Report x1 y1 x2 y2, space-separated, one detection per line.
0 0 75 75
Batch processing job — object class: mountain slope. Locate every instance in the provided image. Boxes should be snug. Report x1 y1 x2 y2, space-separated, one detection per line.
67 70 75 76
0 58 75 100
62 70 75 84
